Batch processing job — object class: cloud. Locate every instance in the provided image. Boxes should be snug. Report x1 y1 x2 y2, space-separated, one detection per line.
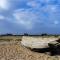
54 20 59 25
0 15 5 20
0 0 10 10
13 9 40 30
0 0 60 34
27 1 38 8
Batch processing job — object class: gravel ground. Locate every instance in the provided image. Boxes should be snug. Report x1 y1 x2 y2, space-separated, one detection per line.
0 41 60 60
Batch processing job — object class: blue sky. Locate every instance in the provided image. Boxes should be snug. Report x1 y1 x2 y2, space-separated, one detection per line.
0 0 60 34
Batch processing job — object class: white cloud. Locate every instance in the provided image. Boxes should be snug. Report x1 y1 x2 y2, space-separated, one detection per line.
13 9 39 30
27 1 38 8
0 15 5 20
54 20 59 25
0 0 10 10
42 5 57 13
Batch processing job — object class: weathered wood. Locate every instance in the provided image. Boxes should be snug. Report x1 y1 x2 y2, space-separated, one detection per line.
21 36 58 49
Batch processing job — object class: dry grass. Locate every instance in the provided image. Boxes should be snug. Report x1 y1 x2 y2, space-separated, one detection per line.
0 36 60 60
0 41 59 60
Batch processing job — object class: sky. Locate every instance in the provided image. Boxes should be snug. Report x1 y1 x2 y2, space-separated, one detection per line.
0 0 60 34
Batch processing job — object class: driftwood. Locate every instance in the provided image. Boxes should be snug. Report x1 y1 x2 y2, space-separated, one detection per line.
21 36 58 49
21 36 60 56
